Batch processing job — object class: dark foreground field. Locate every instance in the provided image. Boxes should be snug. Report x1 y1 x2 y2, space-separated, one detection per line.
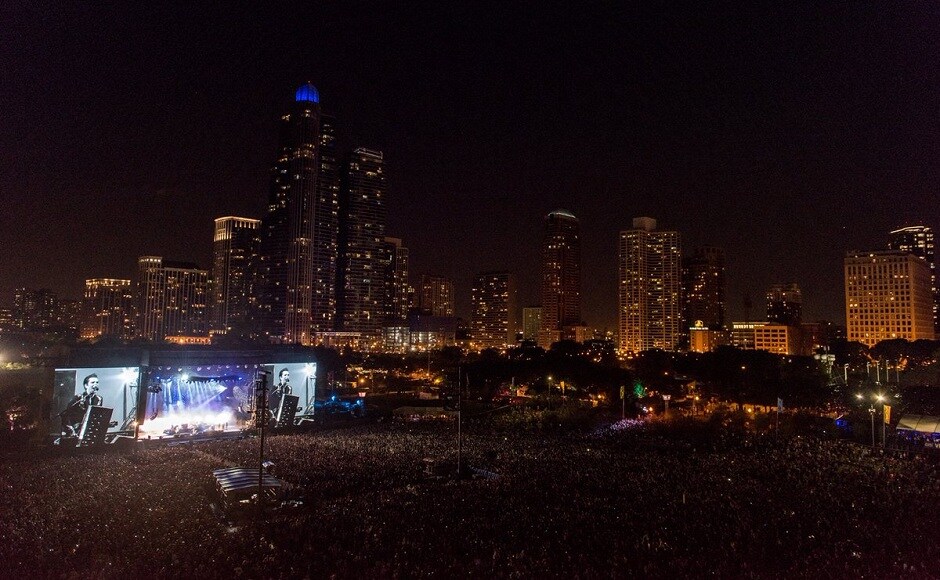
1 418 937 579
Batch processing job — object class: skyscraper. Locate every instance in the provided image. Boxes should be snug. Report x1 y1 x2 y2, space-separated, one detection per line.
312 114 341 335
137 256 209 341
57 300 81 331
845 251 935 346
81 278 135 340
471 271 517 350
766 283 802 326
538 210 581 348
13 288 58 330
619 217 682 353
889 225 937 332
210 216 261 338
382 237 410 323
258 82 324 345
682 246 726 330
522 307 542 341
419 275 455 317
336 148 387 339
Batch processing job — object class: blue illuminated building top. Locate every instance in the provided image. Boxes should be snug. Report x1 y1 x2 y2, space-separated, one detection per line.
295 82 320 103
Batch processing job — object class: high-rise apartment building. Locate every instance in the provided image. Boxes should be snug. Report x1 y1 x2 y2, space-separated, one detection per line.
336 148 387 338
766 283 802 326
471 271 517 350
682 246 726 332
312 114 341 335
137 256 209 341
210 216 261 338
258 83 325 345
57 300 81 331
538 210 581 348
889 225 937 332
844 251 935 346
419 275 455 317
618 217 682 353
81 278 135 340
382 237 410 323
0 308 13 332
522 307 542 341
13 288 58 331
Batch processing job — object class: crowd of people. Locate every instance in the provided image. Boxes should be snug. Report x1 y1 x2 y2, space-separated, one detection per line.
0 416 937 578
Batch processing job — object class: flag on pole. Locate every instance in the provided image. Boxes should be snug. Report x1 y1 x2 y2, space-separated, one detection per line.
777 398 784 412
620 385 625 400
883 404 891 425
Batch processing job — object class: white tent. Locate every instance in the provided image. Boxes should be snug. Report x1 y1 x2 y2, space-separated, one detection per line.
895 414 940 436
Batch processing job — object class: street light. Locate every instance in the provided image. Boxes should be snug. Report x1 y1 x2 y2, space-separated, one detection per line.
868 406 876 448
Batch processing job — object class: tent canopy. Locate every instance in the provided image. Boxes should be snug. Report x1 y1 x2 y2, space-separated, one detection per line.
895 415 940 436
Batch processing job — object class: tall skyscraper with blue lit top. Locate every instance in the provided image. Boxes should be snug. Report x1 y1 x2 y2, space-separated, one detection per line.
258 82 325 345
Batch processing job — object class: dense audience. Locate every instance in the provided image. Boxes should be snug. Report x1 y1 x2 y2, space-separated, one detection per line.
0 417 937 578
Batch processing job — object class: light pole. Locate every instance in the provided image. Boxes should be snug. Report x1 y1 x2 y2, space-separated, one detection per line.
120 367 138 431
875 394 886 449
868 406 876 448
255 370 270 520
843 364 849 384
457 364 463 479
304 363 314 416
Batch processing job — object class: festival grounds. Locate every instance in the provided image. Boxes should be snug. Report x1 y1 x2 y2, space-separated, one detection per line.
1 416 937 579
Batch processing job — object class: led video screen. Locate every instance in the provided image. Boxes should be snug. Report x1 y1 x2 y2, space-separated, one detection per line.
140 365 257 436
53 367 140 437
264 362 316 417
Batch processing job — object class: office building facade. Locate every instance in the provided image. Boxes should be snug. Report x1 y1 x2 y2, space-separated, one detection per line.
845 251 935 346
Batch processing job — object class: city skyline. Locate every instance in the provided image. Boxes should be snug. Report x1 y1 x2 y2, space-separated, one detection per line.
2 3 938 331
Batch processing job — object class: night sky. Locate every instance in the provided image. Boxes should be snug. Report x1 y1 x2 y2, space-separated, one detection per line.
2 2 938 331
